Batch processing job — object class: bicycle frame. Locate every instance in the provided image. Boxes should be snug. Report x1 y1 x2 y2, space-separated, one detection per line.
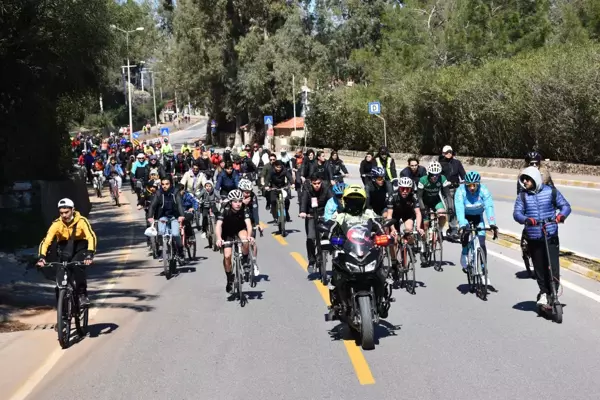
222 239 251 307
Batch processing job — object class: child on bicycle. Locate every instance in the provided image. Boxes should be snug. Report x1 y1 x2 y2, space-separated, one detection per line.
455 171 498 286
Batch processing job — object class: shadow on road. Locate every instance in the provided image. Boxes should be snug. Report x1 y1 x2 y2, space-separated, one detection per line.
512 300 538 312
328 319 401 345
87 322 119 338
515 270 535 280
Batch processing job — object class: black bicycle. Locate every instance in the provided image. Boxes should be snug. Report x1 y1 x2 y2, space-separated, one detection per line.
39 261 89 349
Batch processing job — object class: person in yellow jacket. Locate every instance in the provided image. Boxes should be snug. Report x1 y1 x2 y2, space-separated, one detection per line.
37 198 97 306
181 141 192 154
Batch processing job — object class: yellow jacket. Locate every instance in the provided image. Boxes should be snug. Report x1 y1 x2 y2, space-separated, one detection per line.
144 146 155 155
39 212 97 257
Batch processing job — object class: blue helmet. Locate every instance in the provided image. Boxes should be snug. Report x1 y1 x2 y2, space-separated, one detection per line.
465 171 481 184
332 182 347 196
371 167 386 178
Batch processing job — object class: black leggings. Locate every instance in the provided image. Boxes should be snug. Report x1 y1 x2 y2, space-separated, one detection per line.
528 236 560 295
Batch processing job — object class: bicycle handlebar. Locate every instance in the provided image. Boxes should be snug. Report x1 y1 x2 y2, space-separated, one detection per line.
462 226 498 240
221 239 252 246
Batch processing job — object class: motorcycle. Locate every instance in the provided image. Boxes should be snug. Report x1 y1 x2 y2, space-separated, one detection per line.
322 219 395 350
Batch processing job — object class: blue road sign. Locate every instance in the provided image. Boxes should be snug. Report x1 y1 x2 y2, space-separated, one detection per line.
160 127 170 136
264 115 274 126
132 132 140 139
368 101 381 115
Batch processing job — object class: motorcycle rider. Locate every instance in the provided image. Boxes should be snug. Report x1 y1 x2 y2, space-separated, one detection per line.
327 184 390 318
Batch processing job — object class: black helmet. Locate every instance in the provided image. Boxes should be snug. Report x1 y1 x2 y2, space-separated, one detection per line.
525 151 541 163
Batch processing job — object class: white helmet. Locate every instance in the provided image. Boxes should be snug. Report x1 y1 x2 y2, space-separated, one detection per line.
238 179 253 191
227 189 243 200
399 177 413 188
427 161 442 175
58 198 75 209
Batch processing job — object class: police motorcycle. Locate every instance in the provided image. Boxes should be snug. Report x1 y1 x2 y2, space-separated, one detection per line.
321 218 395 350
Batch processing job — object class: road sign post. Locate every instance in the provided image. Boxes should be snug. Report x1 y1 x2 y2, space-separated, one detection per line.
368 101 387 147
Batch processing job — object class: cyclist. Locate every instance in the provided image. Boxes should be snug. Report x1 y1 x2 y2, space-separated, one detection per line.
386 177 424 265
359 152 375 186
178 183 200 244
148 177 186 260
327 150 349 185
172 153 189 176
147 155 166 180
366 167 393 217
514 166 571 306
197 180 218 238
324 182 347 221
260 153 277 210
455 171 498 286
37 198 97 306
181 163 207 193
327 185 389 318
131 153 148 207
299 173 333 272
417 160 451 238
216 189 254 293
181 141 192 155
161 138 175 173
400 156 427 190
91 156 105 191
239 178 260 275
438 145 466 238
264 160 293 224
104 156 124 197
215 161 240 197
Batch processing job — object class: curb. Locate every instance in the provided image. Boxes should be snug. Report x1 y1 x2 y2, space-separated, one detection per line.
486 231 600 282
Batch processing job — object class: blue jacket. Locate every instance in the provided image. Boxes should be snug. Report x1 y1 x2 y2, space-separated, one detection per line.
181 191 200 211
513 167 571 239
324 197 342 221
454 183 496 228
131 160 148 175
104 163 124 178
215 171 240 192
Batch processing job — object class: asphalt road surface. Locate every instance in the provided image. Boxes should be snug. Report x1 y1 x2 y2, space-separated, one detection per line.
10 170 600 400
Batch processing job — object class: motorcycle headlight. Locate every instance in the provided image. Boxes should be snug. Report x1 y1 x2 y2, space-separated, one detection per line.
364 259 377 272
345 262 361 272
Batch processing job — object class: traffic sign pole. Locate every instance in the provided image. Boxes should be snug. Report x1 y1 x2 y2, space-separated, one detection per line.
368 101 387 147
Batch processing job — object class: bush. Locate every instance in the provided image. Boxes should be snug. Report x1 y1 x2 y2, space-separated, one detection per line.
306 43 600 164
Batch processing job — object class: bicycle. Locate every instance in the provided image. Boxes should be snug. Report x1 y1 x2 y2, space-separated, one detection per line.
462 224 497 301
267 187 288 236
182 213 196 261
205 203 218 252
423 210 444 271
395 229 418 294
159 218 180 279
305 211 328 285
222 239 252 307
247 226 264 288
92 172 103 198
108 176 120 207
37 261 88 349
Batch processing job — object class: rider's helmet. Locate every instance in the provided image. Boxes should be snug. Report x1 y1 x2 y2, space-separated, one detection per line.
57 198 74 209
332 182 347 197
427 160 442 176
398 177 413 189
238 178 253 192
342 184 367 216
525 151 542 164
227 189 243 201
464 171 481 184
371 167 386 179
164 137 169 143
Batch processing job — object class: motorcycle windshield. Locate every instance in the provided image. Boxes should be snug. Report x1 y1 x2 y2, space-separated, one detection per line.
343 223 374 258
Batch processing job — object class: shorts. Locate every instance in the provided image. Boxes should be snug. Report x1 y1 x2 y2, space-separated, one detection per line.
392 208 417 230
422 200 445 221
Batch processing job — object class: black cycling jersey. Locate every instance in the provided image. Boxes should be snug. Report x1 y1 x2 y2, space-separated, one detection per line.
387 192 418 223
218 205 251 238
366 181 393 216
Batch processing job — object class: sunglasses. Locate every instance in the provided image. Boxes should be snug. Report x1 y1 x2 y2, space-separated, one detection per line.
399 187 411 193
467 183 479 189
375 177 385 182
529 161 539 166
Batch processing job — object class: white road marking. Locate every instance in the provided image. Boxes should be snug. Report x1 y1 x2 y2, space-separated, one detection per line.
488 249 600 304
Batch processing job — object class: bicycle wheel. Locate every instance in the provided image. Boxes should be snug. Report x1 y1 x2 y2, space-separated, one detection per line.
57 289 72 349
403 245 417 294
432 228 443 271
75 295 89 338
279 198 286 237
320 251 328 285
235 256 245 307
163 237 171 279
476 248 488 301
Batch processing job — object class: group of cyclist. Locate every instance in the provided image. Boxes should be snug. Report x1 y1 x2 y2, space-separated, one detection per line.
42 134 571 309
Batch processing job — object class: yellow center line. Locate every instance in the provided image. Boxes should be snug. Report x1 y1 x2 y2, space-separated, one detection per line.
260 220 289 245
290 252 376 385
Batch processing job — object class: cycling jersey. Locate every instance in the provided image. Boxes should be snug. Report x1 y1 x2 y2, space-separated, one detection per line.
324 197 342 221
387 192 418 223
218 205 251 238
366 181 393 216
417 175 451 208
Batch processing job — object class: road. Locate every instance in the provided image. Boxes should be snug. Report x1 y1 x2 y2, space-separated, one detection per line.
342 163 600 260
5 132 600 400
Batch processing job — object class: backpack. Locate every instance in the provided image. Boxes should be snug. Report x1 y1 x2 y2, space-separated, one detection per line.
520 186 557 212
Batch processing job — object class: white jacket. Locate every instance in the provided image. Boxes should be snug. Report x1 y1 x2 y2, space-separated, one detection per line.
180 170 207 192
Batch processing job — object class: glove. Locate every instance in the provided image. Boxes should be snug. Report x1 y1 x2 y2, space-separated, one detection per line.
84 251 94 261
556 214 566 223
525 218 537 227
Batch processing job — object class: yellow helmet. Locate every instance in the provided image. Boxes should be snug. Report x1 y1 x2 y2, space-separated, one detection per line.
342 184 367 215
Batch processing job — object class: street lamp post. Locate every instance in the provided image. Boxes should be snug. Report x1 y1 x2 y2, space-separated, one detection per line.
110 24 144 136
143 69 159 128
